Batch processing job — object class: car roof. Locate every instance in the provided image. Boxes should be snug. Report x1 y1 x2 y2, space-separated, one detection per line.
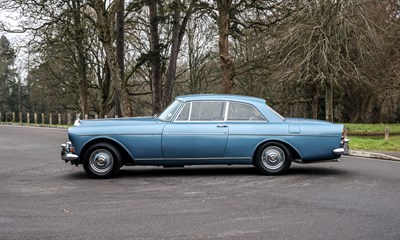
176 94 266 105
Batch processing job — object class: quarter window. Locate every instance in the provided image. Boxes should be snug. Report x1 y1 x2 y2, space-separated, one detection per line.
227 102 265 121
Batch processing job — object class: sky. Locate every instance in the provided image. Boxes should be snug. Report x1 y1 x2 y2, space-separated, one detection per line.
1 9 29 79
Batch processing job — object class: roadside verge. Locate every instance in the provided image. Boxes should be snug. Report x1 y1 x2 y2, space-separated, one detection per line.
348 150 400 162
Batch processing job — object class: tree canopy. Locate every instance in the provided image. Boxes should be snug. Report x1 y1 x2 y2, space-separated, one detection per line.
0 0 399 123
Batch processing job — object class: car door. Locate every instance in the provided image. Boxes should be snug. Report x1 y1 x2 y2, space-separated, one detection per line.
224 101 271 158
162 101 228 159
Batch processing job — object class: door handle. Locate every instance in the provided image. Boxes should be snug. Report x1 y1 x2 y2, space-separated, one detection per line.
217 125 228 128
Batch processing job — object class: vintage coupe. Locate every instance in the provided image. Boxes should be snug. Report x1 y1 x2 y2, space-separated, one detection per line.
61 94 347 178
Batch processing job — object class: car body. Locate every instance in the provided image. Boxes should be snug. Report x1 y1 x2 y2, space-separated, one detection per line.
61 94 348 178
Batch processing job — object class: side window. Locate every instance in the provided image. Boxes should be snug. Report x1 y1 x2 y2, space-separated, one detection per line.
190 101 226 121
227 102 266 121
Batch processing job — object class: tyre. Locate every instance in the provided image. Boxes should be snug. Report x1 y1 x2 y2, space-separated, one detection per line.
83 143 122 179
254 142 292 175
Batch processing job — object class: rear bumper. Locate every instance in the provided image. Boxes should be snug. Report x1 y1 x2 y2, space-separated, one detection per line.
333 148 345 155
333 138 349 156
61 142 79 163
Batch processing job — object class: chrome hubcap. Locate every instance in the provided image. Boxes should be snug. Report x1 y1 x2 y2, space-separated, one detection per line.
261 146 285 170
89 149 114 175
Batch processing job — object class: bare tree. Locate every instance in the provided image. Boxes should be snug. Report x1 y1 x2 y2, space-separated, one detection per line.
163 0 197 108
272 0 385 122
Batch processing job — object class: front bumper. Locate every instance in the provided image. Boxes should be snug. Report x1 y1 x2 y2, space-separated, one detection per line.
61 142 79 163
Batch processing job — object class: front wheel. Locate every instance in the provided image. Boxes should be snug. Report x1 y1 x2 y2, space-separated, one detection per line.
254 142 292 175
83 143 122 179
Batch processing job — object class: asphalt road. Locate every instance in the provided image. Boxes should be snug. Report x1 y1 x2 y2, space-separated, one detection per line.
1 125 400 240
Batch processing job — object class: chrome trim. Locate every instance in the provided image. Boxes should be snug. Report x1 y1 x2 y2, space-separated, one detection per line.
261 146 285 170
135 157 252 161
64 153 79 161
61 142 79 161
333 148 345 155
74 118 81 126
163 132 226 135
294 159 340 164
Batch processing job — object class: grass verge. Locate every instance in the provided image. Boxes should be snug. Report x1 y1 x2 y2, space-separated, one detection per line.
348 135 400 151
346 123 400 135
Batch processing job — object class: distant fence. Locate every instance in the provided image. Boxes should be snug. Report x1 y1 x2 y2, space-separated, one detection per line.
0 112 116 125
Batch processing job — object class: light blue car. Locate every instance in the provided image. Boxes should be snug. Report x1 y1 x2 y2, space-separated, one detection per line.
61 94 347 178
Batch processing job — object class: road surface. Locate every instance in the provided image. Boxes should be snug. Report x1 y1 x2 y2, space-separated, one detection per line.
1 125 400 240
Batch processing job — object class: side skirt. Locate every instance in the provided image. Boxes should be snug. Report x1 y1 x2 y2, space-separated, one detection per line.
293 159 340 164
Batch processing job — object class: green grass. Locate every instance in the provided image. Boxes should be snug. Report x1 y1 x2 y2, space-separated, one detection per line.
345 123 400 135
345 123 400 151
348 135 400 151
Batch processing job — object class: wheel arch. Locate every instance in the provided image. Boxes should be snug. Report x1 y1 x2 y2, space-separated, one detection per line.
80 137 135 165
252 139 302 164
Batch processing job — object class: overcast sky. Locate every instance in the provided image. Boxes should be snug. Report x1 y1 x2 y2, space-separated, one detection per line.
1 8 30 78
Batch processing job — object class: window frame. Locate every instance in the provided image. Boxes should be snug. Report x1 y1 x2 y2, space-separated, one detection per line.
226 101 267 122
173 100 267 122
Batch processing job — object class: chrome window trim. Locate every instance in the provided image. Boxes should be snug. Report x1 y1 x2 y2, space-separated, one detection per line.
173 100 227 122
173 100 268 123
224 101 229 121
174 101 192 122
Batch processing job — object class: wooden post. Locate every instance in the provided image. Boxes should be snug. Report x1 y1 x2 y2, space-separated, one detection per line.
95 114 98 119
58 114 61 125
42 113 45 124
27 113 30 124
84 114 88 120
12 112 15 122
49 113 53 125
104 115 108 119
115 115 118 118
34 113 38 124
19 112 22 123
0 112 2 122
385 126 390 142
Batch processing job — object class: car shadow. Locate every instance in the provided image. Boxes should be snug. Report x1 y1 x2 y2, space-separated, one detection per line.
61 164 349 180
287 165 348 176
117 166 257 178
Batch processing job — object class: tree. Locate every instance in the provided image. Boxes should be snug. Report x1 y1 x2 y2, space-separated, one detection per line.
215 0 234 94
271 0 385 122
163 0 197 108
87 0 133 117
0 35 18 112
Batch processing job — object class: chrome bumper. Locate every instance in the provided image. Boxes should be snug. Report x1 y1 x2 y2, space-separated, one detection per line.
61 142 79 162
333 138 350 156
333 148 345 155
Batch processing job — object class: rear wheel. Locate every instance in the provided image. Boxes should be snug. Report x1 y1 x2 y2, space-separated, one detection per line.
255 142 292 175
83 143 122 179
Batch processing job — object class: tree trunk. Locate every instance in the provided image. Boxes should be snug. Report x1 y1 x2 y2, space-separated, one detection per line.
149 1 162 114
163 0 196 108
100 61 112 118
91 0 124 117
312 87 319 119
72 0 89 116
325 80 333 122
216 0 234 94
116 0 133 116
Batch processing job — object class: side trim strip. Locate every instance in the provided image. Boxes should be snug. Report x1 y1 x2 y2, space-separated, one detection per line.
135 157 252 161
